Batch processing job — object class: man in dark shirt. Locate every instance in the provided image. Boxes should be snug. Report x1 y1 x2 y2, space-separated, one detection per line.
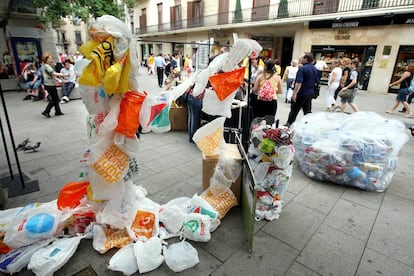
286 52 319 127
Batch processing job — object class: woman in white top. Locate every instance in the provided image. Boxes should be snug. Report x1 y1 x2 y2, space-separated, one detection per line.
326 59 342 111
282 59 299 103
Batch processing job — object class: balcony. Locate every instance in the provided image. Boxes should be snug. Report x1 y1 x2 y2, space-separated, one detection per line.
136 0 413 35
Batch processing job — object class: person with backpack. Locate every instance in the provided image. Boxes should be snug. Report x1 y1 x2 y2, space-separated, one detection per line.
339 59 360 113
252 59 283 119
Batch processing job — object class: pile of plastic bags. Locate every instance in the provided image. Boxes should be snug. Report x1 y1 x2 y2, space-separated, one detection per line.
292 112 409 192
247 120 295 221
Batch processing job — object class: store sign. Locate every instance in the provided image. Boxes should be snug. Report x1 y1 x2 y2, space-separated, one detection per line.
332 22 359 28
335 30 351 40
393 13 414 24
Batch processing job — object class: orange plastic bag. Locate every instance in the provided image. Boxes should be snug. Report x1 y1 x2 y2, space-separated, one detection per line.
115 91 146 138
208 67 245 101
57 181 90 210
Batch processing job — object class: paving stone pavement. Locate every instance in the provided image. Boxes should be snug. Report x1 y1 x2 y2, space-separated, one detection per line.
0 67 413 275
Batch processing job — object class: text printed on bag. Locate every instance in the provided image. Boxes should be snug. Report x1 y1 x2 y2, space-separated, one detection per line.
91 144 129 183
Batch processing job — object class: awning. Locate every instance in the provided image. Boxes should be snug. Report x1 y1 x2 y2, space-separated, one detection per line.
6 26 42 38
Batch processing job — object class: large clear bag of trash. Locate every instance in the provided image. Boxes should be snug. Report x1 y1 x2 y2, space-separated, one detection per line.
292 112 409 192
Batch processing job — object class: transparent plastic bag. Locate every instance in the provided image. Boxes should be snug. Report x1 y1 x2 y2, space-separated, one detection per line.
292 112 409 191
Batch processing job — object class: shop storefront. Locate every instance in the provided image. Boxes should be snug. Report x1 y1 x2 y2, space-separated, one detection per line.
311 45 376 90
307 13 414 94
389 45 414 93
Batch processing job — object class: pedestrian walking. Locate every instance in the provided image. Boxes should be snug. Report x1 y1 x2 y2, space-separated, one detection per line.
326 59 342 111
386 62 414 117
154 53 166 87
285 52 319 127
40 53 66 118
339 59 360 113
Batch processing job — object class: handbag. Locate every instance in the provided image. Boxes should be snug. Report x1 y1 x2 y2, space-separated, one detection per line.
338 88 354 98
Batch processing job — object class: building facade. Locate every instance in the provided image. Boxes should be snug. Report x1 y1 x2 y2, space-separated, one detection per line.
134 0 414 94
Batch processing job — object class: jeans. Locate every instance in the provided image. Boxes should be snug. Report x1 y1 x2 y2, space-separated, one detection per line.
62 82 75 97
187 94 202 143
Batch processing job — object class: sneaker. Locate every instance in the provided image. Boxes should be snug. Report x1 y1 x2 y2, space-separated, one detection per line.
60 100 65 104
62 96 69 103
55 112 65 116
23 94 32 100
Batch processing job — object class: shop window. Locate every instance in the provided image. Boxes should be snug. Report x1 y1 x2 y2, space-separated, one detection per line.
389 46 414 93
311 45 376 91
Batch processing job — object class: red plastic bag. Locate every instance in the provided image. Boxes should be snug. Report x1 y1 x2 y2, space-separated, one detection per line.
57 181 90 210
115 91 146 138
208 67 245 101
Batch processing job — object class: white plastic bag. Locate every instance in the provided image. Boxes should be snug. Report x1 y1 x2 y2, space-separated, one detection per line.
98 181 137 229
27 236 82 276
164 240 199 272
192 68 211 97
107 243 138 275
133 237 164 273
79 85 110 115
182 213 211 242
4 204 61 249
202 88 236 118
0 239 52 274
159 205 186 234
286 87 293 102
193 117 226 157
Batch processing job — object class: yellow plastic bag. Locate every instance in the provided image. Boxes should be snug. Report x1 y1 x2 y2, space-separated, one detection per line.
104 53 128 95
78 37 115 87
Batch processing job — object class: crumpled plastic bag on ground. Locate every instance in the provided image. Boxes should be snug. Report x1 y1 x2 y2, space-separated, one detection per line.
27 236 82 276
134 237 164 273
164 240 199 272
107 243 138 275
0 239 52 274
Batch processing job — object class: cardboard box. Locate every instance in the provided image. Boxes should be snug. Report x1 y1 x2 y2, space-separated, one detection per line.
202 143 243 201
169 104 188 131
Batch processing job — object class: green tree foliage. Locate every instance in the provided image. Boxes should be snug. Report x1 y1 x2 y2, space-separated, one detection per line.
32 0 136 27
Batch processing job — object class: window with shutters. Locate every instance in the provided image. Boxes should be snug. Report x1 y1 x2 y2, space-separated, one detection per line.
139 8 147 33
218 0 229 25
170 4 182 30
188 0 203 28
157 3 163 32
252 0 270 21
